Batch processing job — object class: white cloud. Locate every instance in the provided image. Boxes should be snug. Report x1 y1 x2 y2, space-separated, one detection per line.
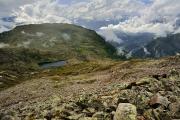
174 28 180 34
0 19 16 33
0 43 9 48
0 0 36 17
143 46 151 55
98 0 180 43
62 33 71 40
13 0 72 24
17 41 31 48
12 0 146 24
99 17 175 40
98 28 123 43
0 26 9 33
0 0 180 44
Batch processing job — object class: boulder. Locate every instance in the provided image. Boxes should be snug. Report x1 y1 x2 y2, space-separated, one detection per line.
149 93 170 108
114 103 137 120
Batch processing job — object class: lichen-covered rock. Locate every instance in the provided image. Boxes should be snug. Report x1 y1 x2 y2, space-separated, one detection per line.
67 113 85 120
143 109 155 120
169 69 179 80
112 83 130 90
92 112 108 119
114 103 137 120
168 102 180 118
135 77 151 86
79 117 98 120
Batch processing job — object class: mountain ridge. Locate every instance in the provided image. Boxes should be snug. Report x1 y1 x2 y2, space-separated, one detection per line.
0 23 118 60
132 33 180 58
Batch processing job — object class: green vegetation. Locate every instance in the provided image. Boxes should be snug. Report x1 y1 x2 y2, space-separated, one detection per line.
0 23 117 60
0 23 120 90
47 60 117 76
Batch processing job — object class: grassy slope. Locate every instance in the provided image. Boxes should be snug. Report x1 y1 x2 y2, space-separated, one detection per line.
0 23 117 60
0 23 119 90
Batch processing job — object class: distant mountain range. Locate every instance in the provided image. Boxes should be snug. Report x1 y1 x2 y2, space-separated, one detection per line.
107 32 180 58
131 33 180 58
0 22 180 60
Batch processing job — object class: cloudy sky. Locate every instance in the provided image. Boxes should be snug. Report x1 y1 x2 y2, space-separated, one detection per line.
0 0 180 43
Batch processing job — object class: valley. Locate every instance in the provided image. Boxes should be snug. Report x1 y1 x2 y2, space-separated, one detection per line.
0 0 180 119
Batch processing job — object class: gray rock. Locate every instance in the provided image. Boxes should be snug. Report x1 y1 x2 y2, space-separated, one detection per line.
114 103 137 120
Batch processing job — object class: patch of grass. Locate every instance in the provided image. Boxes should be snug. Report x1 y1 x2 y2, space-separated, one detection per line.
48 60 117 76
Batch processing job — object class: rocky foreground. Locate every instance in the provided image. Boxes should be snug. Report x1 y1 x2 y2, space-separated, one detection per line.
1 70 179 120
0 56 180 120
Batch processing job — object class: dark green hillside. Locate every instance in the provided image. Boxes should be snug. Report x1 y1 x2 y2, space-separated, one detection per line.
0 23 117 60
0 23 118 90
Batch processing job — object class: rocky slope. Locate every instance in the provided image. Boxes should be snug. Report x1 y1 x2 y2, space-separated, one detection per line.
0 56 180 120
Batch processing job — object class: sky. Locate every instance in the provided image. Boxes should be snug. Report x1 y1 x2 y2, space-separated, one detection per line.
0 0 180 43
